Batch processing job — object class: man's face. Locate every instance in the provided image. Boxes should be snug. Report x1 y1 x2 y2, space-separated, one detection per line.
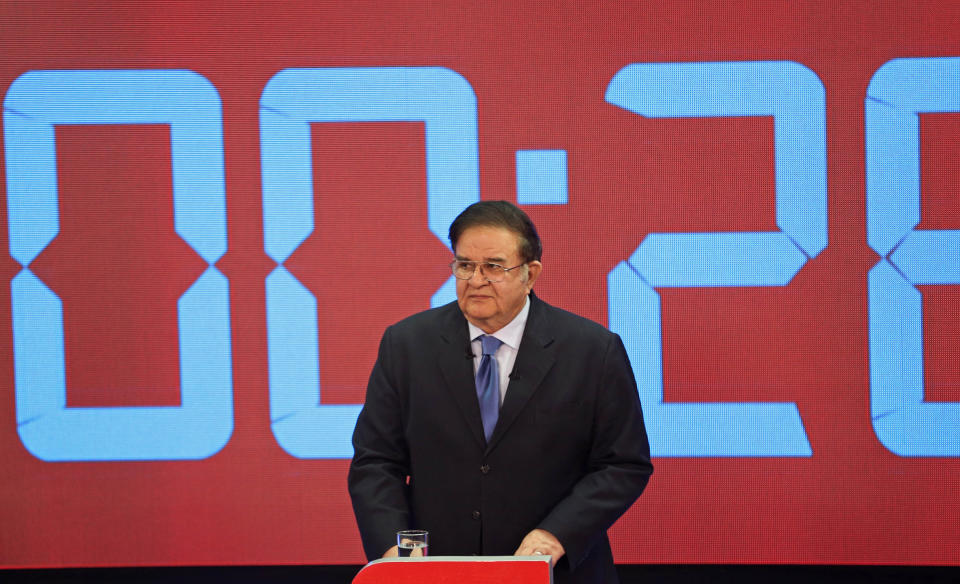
454 225 542 334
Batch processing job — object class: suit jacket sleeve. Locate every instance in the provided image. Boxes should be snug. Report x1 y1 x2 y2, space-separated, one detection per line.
536 332 653 570
347 325 412 560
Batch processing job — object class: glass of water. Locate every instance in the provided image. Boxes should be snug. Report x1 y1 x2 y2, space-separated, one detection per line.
396 529 428 557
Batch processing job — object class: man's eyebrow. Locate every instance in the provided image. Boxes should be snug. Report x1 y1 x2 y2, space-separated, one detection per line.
454 255 507 263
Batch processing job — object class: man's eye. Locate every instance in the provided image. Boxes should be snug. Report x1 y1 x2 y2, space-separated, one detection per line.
484 263 505 273
456 261 475 270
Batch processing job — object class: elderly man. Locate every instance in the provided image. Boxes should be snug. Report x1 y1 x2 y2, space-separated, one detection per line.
348 201 652 584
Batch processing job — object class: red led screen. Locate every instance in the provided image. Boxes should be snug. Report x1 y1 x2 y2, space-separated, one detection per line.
1 0 959 569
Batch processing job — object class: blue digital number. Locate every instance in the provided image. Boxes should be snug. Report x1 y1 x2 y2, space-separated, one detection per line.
4 69 232 461
865 57 960 457
605 61 825 456
260 67 478 458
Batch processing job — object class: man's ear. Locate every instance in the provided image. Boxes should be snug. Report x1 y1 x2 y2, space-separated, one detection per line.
525 261 542 290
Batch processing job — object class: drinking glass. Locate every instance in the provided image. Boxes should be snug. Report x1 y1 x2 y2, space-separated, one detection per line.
396 530 428 557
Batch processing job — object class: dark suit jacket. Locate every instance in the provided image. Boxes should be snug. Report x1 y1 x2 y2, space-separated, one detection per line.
348 292 652 584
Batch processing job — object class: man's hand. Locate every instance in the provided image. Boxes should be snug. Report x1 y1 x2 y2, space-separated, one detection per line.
381 544 426 558
381 545 399 558
514 528 565 566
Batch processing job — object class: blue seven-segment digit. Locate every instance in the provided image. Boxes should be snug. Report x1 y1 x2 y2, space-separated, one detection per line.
865 57 960 457
4 69 232 461
10 63 953 461
260 67 479 458
605 61 826 456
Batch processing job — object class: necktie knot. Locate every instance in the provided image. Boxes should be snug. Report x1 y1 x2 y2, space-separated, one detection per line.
480 334 503 356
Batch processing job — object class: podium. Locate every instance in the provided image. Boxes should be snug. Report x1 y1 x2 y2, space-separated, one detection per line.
352 555 552 584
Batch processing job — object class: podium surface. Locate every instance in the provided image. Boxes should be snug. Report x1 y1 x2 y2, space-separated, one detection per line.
352 556 552 584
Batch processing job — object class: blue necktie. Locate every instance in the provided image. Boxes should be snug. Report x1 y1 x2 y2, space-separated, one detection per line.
476 335 503 443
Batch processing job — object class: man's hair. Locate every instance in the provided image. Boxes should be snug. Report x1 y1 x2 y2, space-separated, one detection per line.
449 200 542 262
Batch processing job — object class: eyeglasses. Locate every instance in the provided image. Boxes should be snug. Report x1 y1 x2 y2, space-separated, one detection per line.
450 260 527 282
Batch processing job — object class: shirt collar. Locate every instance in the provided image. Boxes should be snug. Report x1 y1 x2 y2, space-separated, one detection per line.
467 295 530 350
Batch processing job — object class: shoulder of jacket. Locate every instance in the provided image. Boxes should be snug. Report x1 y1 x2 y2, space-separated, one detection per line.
387 300 461 334
530 294 616 340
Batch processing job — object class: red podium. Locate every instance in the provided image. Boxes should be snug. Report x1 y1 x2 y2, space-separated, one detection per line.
352 556 552 584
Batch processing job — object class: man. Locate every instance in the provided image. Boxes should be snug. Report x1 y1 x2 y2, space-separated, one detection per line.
348 201 652 584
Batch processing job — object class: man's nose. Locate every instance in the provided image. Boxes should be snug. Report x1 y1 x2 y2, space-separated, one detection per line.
469 266 489 285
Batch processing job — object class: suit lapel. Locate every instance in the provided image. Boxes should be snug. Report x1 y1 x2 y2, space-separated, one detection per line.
487 294 555 452
435 303 488 450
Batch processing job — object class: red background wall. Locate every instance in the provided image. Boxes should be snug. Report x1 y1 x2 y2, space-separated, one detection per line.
1 0 958 568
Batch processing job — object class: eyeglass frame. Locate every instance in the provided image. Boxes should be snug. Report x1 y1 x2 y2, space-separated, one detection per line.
449 259 529 282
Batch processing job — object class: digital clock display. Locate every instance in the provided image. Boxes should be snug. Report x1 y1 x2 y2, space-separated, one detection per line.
1 0 958 569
